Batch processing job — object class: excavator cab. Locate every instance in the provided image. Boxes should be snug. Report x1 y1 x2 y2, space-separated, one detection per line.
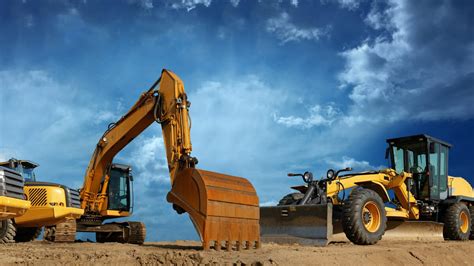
387 135 450 202
106 164 133 212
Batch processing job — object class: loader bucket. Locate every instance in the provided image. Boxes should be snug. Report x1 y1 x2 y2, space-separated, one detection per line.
260 203 333 246
167 168 260 250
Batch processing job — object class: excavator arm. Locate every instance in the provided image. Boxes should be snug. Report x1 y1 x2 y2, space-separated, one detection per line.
80 69 260 250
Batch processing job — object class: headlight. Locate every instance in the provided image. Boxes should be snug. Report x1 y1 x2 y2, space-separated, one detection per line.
326 169 335 180
303 172 313 182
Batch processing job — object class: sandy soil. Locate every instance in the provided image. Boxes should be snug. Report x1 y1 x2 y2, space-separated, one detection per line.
1 240 473 265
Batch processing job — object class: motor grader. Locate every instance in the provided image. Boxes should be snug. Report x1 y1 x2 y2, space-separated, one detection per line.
0 158 84 242
261 135 474 245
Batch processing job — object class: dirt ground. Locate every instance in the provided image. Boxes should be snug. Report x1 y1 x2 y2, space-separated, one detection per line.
1 240 473 265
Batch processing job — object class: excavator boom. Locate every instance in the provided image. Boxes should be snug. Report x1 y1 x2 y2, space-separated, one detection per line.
80 69 260 250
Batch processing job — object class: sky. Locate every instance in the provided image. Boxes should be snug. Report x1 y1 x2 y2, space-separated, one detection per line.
1 0 473 241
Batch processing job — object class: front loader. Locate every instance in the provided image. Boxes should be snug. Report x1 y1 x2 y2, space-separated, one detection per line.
0 158 84 242
0 166 30 243
261 134 474 245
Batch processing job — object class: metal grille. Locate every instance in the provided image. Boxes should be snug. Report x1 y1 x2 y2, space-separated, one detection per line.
28 188 48 206
67 188 81 208
0 166 25 200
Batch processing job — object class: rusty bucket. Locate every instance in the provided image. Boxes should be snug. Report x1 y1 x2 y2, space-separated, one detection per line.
167 168 260 250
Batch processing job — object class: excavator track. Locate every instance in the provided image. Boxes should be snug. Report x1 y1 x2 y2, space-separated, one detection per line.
126 222 146 244
44 218 76 243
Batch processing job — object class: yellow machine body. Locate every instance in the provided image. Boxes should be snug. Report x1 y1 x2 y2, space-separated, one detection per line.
14 185 83 227
0 196 30 219
261 134 474 245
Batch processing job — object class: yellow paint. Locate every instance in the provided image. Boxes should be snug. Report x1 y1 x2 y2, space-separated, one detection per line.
13 185 83 227
0 196 30 219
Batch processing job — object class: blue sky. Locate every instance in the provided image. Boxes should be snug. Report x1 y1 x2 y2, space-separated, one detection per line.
1 0 473 241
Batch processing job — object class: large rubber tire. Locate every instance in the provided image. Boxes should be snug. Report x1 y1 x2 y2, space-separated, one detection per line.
14 227 42 242
0 219 16 244
277 193 304 206
470 206 474 240
342 188 387 245
443 202 471 241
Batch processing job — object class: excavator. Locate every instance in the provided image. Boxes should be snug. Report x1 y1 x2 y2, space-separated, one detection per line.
0 159 84 242
64 69 260 250
261 134 474 245
0 166 30 243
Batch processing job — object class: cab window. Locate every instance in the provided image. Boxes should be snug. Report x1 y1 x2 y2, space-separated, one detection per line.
108 168 130 211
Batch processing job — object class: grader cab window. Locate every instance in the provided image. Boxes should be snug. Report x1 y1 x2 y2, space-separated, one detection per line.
428 142 449 200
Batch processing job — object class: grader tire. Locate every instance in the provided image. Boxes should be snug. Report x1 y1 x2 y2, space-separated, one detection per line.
443 202 471 241
342 188 387 245
470 206 474 240
0 219 16 244
14 227 42 242
277 193 304 206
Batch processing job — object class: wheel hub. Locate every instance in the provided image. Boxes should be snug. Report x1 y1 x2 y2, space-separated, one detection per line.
362 201 381 233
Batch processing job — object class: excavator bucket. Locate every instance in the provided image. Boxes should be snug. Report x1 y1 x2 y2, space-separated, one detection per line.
167 168 260 251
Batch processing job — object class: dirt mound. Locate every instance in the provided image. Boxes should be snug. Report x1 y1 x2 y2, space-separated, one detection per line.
0 240 472 265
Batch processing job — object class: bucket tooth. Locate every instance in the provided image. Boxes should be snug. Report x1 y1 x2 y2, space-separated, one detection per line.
167 168 260 250
215 240 222 251
255 241 261 249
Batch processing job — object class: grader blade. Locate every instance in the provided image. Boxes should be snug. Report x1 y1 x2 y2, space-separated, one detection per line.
260 203 333 246
167 168 260 251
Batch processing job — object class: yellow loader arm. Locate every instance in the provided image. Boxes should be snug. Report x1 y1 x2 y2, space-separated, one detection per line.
80 69 260 250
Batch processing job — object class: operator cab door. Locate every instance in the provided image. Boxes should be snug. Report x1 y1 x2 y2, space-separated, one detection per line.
107 164 133 212
427 141 449 201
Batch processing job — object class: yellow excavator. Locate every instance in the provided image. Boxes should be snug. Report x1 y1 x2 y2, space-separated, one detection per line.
0 166 30 243
0 158 84 242
69 69 260 250
261 135 474 245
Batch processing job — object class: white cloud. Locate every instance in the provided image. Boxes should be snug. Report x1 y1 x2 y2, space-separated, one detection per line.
275 103 341 129
266 12 331 44
230 0 240 7
290 0 298 7
325 156 385 172
336 0 361 10
170 0 212 11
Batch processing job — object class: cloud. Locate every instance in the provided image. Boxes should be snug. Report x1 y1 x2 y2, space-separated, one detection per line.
0 70 120 182
230 0 240 7
338 0 474 124
170 0 212 11
325 156 385 172
266 12 331 44
274 103 341 129
336 0 361 10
